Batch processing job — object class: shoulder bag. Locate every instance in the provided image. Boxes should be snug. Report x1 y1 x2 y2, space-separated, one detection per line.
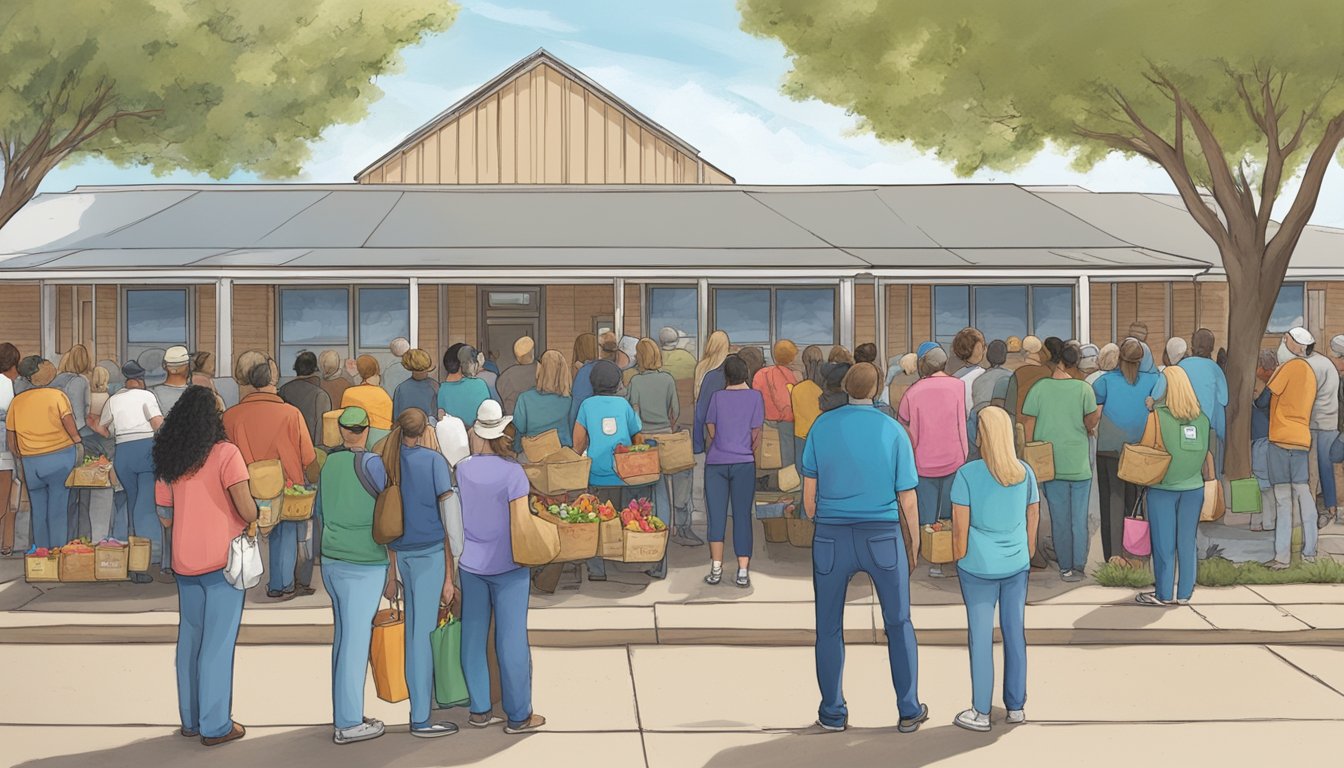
1118 411 1171 486
1122 491 1151 557
372 449 404 545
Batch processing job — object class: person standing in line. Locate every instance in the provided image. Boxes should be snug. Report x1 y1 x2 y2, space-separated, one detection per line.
151 345 196 416
1022 343 1099 582
897 347 968 577
1078 344 1101 380
381 337 413 398
692 331 732 526
628 338 697 550
1250 351 1281 533
380 408 460 738
392 349 439 423
231 350 269 401
952 328 987 415
951 406 1038 732
802 362 927 734
224 360 319 599
318 350 352 410
1128 322 1158 373
8 357 83 551
512 350 574 452
1171 331 1229 481
1086 344 1119 387
1332 335 1344 525
753 340 799 472
568 334 601 431
1300 332 1340 529
702 355 764 588
317 406 391 745
1001 336 1049 424
0 343 18 556
819 361 852 414
279 351 334 448
659 327 697 381
90 361 163 580
54 345 95 540
1092 340 1160 563
1135 366 1211 607
736 346 766 391
495 337 538 415
456 404 547 734
153 386 256 747
886 353 919 412
790 345 826 476
438 344 493 429
477 347 501 402
969 340 1011 461
574 361 645 582
85 366 129 542
190 351 217 391
828 345 855 365
1264 327 1320 568
342 356 394 449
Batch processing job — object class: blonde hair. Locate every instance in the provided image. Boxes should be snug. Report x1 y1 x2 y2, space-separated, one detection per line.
694 330 730 398
233 350 267 386
536 350 572 397
635 338 662 372
89 366 110 393
1097 343 1120 372
978 406 1027 486
58 344 93 376
772 339 798 367
318 349 342 376
1159 365 1202 421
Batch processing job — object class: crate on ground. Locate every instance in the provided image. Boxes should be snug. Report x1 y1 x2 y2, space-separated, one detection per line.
24 553 60 582
59 548 97 582
784 507 814 548
127 536 152 572
760 517 789 543
95 542 129 581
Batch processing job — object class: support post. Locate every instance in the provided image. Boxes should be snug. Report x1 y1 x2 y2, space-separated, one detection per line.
408 277 420 349
216 278 233 372
839 277 855 351
697 278 709 355
875 279 887 370
1077 275 1092 345
40 282 56 361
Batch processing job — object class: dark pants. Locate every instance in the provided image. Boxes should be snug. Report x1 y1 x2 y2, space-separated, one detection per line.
586 483 664 579
1096 453 1137 561
705 462 755 558
813 521 920 727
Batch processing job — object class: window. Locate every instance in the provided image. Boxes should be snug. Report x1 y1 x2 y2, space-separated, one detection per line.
776 289 837 346
357 287 409 349
124 288 190 363
931 283 1075 345
711 286 838 352
1267 283 1305 333
279 288 349 369
647 286 699 357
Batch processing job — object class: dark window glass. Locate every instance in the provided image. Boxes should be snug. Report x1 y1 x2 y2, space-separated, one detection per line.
1267 283 1305 333
125 289 187 344
648 287 699 358
933 285 970 344
715 289 770 344
357 287 409 349
973 286 1028 343
1031 285 1075 340
776 288 836 346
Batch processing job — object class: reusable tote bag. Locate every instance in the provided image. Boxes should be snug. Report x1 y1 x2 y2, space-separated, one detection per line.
431 612 469 708
370 590 409 703
1122 493 1152 557
223 532 263 590
1118 412 1172 486
510 494 560 566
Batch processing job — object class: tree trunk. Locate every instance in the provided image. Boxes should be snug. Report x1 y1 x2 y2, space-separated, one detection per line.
1222 260 1275 480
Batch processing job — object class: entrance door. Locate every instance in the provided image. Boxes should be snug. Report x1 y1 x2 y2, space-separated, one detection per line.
478 287 544 373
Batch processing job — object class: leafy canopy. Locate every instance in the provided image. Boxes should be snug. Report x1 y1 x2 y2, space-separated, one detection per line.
739 0 1344 188
0 0 458 179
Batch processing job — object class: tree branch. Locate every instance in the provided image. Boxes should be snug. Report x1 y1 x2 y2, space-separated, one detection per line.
1267 110 1344 270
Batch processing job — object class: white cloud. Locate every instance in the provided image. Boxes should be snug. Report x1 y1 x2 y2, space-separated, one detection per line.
466 1 577 33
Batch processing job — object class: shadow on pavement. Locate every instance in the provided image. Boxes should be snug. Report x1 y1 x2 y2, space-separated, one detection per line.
703 722 1008 768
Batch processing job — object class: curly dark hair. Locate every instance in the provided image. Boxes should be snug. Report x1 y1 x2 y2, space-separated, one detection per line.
153 386 229 484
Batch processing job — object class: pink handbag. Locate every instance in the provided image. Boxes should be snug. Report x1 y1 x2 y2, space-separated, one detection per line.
1122 494 1151 557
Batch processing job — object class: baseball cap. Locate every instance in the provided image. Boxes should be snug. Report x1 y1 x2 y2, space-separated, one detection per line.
337 406 370 428
1288 327 1315 345
1080 343 1100 360
163 345 191 366
121 360 147 382
916 341 939 359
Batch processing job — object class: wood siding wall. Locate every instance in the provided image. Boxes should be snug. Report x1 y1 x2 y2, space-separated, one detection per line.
854 281 877 350
544 285 613 358
885 285 910 359
358 64 732 186
196 284 216 362
418 284 439 360
96 286 117 363
1090 283 1113 346
232 284 274 360
623 282 642 338
0 283 41 361
445 286 478 348
910 285 932 345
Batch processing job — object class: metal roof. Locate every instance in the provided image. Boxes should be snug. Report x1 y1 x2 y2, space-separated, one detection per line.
1 182 1337 278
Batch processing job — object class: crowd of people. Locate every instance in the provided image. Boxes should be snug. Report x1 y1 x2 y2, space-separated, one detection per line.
2 317 1342 740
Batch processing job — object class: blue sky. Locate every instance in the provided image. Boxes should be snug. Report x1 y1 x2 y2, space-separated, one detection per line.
40 0 1344 227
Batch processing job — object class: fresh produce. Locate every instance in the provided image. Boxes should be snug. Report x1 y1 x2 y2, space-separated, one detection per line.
531 494 602 524
614 443 652 454
283 481 315 496
923 522 947 533
60 538 95 554
26 546 55 558
619 497 666 533
96 538 126 549
81 455 111 467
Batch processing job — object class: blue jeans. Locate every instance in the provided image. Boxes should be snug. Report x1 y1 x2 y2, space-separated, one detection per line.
705 462 755 558
959 569 1028 715
22 446 77 549
115 438 159 564
396 544 446 728
587 482 667 579
176 569 245 739
1147 487 1203 602
813 521 920 727
267 520 303 593
1042 479 1091 572
1313 429 1337 508
323 559 387 729
916 473 954 525
461 567 533 726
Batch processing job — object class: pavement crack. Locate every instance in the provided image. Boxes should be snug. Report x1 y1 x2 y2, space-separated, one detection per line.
627 645 651 768
1264 646 1344 700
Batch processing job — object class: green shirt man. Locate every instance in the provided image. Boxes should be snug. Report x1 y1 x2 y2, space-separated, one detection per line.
1022 378 1099 481
316 407 388 565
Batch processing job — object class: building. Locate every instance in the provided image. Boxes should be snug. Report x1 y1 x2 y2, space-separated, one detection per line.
1 50 1342 381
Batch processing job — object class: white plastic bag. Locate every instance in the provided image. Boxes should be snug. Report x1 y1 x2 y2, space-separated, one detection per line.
439 489 464 559
224 533 264 590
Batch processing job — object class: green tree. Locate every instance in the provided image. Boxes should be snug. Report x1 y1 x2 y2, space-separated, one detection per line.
741 0 1344 477
0 0 457 228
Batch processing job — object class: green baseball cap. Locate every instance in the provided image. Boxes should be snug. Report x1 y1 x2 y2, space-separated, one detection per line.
338 406 370 428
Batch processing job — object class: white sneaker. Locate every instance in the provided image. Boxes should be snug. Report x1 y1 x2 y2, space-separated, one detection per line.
1006 709 1026 725
410 722 459 738
334 719 385 745
953 708 991 733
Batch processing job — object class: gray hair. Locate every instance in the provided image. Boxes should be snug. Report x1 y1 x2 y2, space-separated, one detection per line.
918 347 948 378
658 326 679 348
246 360 275 389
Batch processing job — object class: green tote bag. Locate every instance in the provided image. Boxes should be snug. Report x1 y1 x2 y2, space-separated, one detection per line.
431 614 470 708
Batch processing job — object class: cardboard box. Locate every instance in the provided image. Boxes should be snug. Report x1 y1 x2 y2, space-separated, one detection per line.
921 527 955 564
59 550 97 582
622 528 668 563
127 536 152 572
597 516 624 559
755 426 783 470
521 429 563 465
653 431 695 473
537 511 599 562
24 554 60 582
95 544 129 581
523 447 592 495
761 517 789 543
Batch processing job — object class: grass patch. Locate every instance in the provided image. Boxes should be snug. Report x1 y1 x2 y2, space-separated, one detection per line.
1093 556 1344 588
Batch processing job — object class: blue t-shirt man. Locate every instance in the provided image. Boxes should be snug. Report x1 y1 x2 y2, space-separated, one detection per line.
437 377 492 427
951 459 1039 579
577 395 642 487
390 445 454 552
1149 357 1229 439
801 403 919 522
1092 370 1160 454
